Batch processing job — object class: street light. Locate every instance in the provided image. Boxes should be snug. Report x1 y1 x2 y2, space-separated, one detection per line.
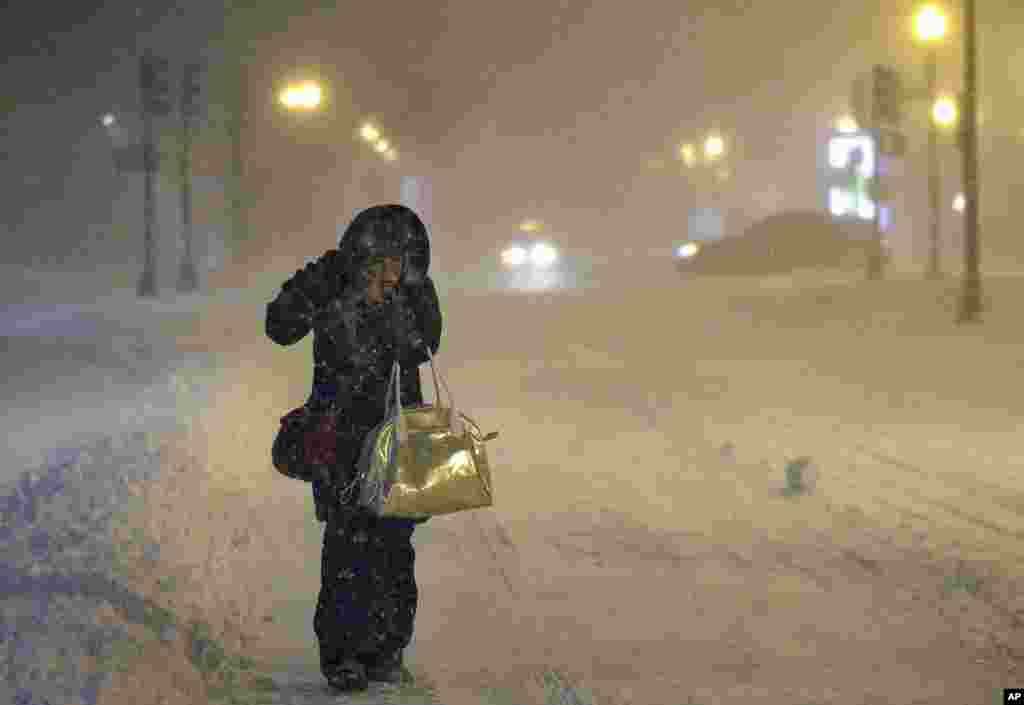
932 96 958 127
357 120 399 162
704 134 725 162
914 4 947 41
279 81 322 111
914 4 948 280
360 123 380 142
679 143 697 167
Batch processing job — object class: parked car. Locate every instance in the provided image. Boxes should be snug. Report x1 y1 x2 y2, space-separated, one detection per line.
674 210 887 277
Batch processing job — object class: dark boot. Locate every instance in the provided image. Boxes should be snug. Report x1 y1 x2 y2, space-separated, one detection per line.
360 649 406 684
325 658 369 692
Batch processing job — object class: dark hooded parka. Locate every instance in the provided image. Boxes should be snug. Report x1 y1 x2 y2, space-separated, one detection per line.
264 204 442 673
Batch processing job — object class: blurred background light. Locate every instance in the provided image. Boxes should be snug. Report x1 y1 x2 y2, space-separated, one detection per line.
835 115 858 134
501 246 528 267
279 81 322 110
360 123 380 141
530 242 558 268
676 242 700 259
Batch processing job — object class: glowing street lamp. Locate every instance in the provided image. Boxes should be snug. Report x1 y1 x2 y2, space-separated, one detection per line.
679 142 697 167
914 5 947 42
360 123 380 142
101 113 117 128
704 134 725 161
932 96 958 127
953 192 966 213
279 81 322 111
374 139 390 154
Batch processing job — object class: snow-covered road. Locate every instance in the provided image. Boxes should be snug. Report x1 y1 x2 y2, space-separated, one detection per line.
1 276 221 475
5 264 1024 704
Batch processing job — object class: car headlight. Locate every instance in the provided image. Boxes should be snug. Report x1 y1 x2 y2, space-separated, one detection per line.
530 242 558 268
501 246 529 267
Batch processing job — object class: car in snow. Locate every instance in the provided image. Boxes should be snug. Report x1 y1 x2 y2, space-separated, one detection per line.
489 236 593 292
674 210 889 278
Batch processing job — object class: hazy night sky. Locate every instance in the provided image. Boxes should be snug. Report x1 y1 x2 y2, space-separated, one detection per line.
2 1 1022 267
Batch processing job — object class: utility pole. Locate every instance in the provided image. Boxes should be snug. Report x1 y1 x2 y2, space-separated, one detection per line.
177 62 202 293
914 4 949 280
957 0 983 323
138 51 171 297
867 66 886 280
925 49 943 279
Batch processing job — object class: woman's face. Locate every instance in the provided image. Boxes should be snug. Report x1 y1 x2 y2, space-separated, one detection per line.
365 256 403 304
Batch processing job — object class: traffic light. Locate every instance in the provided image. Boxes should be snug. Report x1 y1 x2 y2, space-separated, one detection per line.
140 52 172 117
872 64 905 126
182 62 203 118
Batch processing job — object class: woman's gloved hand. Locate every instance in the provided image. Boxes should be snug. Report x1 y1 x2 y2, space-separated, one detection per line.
388 288 426 357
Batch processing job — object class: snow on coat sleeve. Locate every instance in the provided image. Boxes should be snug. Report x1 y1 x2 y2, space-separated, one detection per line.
265 249 344 346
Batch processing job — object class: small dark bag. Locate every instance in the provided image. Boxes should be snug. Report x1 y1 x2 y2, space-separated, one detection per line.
272 405 340 482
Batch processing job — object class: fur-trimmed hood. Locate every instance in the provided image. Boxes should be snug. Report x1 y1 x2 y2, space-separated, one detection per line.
337 204 430 287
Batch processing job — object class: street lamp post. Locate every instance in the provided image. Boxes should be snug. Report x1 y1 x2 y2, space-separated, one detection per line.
958 0 983 323
925 48 942 279
914 4 948 280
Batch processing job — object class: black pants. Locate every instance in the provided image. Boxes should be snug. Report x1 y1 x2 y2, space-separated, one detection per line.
313 505 420 676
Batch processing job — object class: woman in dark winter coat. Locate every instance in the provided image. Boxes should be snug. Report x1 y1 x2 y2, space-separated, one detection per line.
265 204 442 692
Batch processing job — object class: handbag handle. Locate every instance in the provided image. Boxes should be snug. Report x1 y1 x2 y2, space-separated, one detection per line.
385 346 463 444
424 344 464 436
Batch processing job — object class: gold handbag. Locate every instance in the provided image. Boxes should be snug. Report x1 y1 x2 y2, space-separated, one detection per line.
355 348 499 519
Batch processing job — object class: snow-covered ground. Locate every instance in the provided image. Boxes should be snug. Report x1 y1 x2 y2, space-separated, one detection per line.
172 266 1022 704
5 262 1024 704
0 266 231 473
